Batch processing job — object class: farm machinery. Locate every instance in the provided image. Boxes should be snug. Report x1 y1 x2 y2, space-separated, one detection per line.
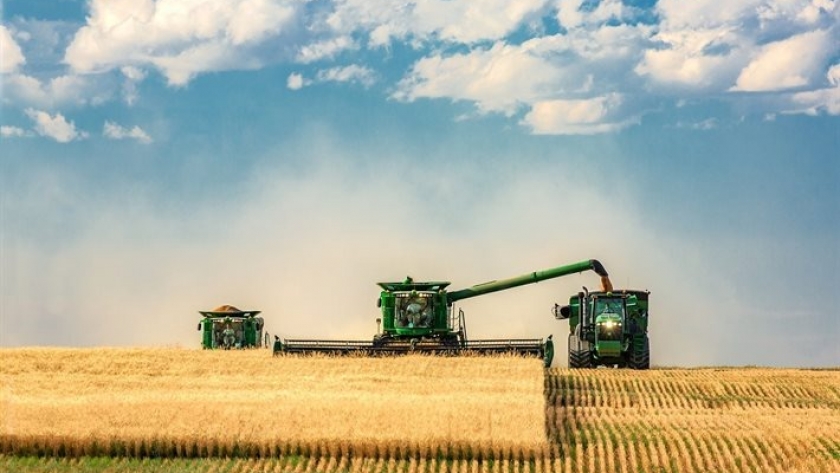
197 305 268 349
275 259 615 366
554 288 650 369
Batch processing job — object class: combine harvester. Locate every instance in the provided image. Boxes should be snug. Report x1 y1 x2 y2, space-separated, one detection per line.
275 259 615 367
197 305 268 349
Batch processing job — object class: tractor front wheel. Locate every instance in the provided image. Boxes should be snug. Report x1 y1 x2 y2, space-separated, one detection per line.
568 334 592 369
629 335 650 370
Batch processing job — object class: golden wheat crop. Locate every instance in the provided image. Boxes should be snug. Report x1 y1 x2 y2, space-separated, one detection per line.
0 348 547 460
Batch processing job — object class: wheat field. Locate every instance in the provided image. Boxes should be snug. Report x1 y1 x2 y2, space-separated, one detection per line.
0 348 546 459
1 348 839 472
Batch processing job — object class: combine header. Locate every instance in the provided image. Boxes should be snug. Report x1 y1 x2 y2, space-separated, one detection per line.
276 259 613 365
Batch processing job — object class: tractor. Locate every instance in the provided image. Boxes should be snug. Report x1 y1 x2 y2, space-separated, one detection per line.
554 287 650 369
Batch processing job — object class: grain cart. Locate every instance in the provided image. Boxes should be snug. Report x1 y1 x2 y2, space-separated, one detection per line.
197 305 268 349
554 288 650 369
277 259 613 366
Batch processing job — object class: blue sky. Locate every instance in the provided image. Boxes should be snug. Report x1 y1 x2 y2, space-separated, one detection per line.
1 0 838 366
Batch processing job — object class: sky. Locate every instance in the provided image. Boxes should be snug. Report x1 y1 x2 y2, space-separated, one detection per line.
1 0 838 367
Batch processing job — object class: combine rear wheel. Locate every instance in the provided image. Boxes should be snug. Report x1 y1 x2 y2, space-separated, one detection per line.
568 334 592 369
629 335 650 370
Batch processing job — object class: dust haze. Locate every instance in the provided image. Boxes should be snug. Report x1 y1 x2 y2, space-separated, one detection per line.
1 138 836 367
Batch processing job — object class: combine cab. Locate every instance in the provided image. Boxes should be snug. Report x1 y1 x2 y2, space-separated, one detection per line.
197 305 267 349
276 259 615 367
555 289 650 369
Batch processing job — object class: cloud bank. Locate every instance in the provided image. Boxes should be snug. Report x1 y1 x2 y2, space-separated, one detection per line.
2 0 838 136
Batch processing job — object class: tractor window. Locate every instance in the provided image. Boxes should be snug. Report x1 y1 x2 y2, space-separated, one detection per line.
595 298 623 315
395 292 434 328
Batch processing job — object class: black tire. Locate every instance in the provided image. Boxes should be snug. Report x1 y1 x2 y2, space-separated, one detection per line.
568 334 592 369
569 349 592 368
629 335 650 370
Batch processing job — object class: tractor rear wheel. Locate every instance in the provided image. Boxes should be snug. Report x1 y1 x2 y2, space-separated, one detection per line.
568 334 592 369
629 335 650 370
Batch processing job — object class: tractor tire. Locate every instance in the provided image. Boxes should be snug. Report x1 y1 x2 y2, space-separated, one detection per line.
567 334 592 369
629 335 650 370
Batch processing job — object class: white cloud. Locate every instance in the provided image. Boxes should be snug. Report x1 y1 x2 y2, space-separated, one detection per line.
635 28 746 89
121 66 147 82
1 126 29 138
296 36 356 63
64 0 298 85
674 118 719 130
288 66 375 90
557 0 633 30
3 73 108 108
1 25 26 73
103 121 153 144
395 42 565 115
3 0 837 135
635 0 839 97
790 87 840 115
24 108 88 143
732 29 834 92
830 63 840 87
287 72 307 90
316 65 375 87
121 66 147 105
522 94 637 134
325 0 549 46
783 64 840 115
655 0 761 29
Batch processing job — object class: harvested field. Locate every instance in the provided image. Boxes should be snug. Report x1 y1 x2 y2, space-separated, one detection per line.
2 348 840 472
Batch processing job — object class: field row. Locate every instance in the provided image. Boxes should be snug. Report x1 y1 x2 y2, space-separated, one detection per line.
0 455 557 473
545 368 840 473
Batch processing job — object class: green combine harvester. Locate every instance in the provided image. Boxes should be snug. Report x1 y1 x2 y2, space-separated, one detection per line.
197 305 268 349
554 287 651 369
275 259 617 367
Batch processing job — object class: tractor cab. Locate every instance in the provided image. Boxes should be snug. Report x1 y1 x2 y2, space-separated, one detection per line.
394 290 436 329
593 297 624 340
592 296 625 358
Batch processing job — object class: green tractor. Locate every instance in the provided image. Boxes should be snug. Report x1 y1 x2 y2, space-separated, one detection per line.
277 259 615 367
197 305 268 349
554 288 650 369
